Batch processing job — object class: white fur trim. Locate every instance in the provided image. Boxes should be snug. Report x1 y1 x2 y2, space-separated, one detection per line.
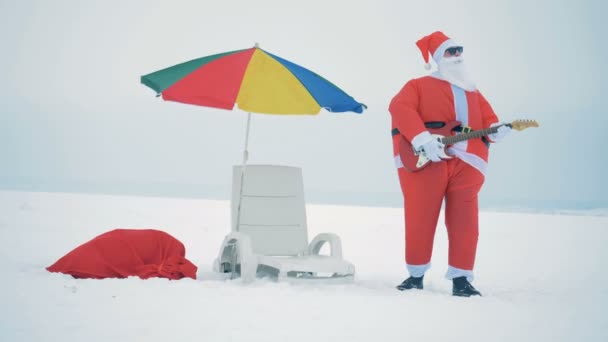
407 263 431 278
432 38 458 64
424 63 432 70
445 265 474 282
451 84 469 153
447 147 487 176
411 131 433 150
394 154 403 169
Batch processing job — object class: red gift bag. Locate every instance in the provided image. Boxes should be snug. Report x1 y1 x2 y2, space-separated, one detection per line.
47 229 197 280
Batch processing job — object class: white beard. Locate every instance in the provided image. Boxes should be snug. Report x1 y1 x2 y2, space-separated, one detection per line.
437 56 476 91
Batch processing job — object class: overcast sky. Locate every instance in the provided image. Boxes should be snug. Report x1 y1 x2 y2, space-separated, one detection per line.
1 0 606 209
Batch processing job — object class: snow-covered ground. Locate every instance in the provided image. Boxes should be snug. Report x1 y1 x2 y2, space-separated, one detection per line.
1 190 607 342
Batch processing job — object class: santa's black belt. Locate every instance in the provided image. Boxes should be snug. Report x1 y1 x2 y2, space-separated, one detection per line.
391 122 451 137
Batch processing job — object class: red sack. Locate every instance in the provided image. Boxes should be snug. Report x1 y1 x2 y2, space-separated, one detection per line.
47 229 197 280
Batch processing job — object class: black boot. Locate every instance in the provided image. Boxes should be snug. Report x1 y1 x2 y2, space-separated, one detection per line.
396 276 423 291
452 276 481 297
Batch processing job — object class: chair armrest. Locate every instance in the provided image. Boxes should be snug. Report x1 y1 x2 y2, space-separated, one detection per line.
308 233 343 258
213 232 257 283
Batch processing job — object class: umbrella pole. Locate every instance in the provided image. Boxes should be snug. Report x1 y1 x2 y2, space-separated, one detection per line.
242 112 252 166
235 112 252 231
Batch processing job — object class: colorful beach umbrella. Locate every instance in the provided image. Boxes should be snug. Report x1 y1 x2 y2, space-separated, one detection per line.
141 44 365 231
141 43 366 168
141 44 366 116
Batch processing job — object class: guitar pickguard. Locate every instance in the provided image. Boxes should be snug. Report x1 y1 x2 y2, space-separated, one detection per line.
416 155 428 167
413 134 452 168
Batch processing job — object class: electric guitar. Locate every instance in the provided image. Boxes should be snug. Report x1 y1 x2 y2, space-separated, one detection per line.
398 119 539 172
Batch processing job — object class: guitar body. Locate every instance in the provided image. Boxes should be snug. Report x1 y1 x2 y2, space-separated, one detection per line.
398 120 462 172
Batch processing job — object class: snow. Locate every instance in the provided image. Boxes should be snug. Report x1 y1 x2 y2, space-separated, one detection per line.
1 190 607 341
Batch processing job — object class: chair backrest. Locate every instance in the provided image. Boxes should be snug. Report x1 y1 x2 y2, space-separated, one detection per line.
231 165 309 256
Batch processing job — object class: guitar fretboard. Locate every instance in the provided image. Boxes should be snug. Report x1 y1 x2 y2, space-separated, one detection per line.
441 124 510 145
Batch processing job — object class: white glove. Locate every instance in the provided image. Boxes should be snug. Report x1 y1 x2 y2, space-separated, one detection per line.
488 122 511 143
419 138 444 162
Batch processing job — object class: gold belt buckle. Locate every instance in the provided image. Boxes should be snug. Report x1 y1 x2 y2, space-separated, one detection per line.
461 125 472 133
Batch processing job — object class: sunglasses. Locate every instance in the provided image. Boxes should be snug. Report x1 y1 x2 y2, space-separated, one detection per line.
445 46 463 56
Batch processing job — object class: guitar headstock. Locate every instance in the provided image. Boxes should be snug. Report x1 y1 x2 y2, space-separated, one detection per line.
510 119 539 131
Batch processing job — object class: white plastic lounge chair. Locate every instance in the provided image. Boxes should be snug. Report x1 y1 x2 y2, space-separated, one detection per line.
213 165 355 283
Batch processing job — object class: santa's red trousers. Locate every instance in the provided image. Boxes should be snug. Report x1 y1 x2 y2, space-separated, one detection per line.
397 158 484 270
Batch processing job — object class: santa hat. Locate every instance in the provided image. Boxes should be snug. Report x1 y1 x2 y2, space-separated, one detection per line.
416 31 459 70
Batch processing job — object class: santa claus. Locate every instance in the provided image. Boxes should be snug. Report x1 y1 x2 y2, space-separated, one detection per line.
389 31 511 297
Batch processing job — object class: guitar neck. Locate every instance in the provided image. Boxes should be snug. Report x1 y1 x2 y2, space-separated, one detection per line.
441 123 511 145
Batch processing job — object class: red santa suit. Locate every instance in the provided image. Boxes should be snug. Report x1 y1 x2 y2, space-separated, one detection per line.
389 31 499 280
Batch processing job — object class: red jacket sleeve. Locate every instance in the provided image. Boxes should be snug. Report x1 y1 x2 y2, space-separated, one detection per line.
478 91 500 143
389 80 427 142
478 91 499 128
